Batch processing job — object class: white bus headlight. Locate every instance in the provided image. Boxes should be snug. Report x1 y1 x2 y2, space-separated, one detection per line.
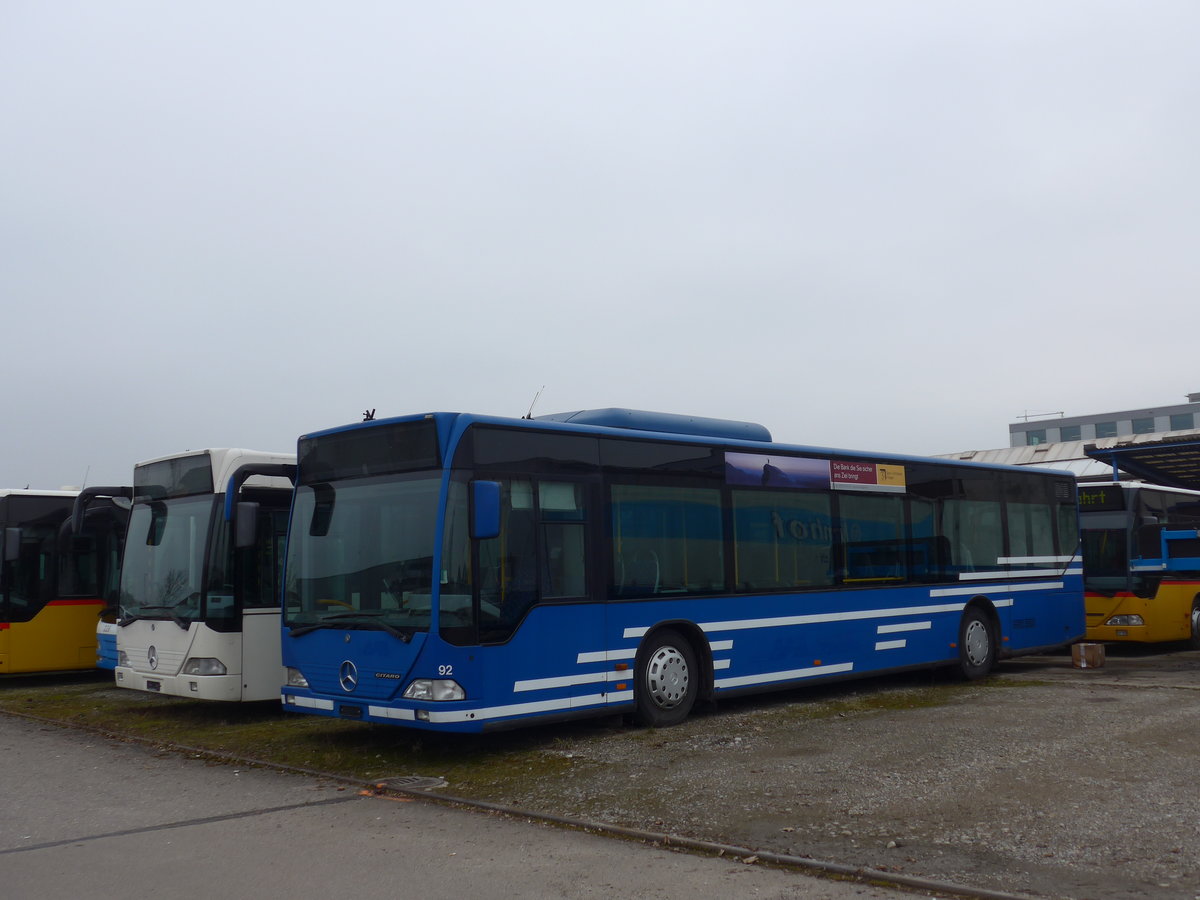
286 668 310 688
182 658 227 676
403 679 465 702
118 651 129 667
1106 615 1144 626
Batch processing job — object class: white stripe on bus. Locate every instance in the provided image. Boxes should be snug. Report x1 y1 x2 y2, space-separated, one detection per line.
930 582 1062 597
715 661 854 690
424 690 636 724
997 556 1076 564
877 621 931 634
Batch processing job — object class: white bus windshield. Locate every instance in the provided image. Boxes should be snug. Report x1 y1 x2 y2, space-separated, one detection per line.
119 496 213 625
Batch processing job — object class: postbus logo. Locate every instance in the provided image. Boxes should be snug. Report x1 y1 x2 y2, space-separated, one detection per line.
339 660 359 693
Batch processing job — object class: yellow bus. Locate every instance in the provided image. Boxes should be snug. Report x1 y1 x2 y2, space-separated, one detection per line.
1079 482 1200 647
0 489 128 674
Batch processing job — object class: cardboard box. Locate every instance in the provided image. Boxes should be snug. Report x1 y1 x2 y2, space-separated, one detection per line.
1071 642 1106 669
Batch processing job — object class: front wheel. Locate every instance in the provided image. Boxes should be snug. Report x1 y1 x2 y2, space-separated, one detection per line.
635 629 698 727
957 607 996 680
1188 600 1200 650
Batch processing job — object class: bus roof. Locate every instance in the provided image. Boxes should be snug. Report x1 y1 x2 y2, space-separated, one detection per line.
1092 481 1200 498
133 449 296 495
0 489 78 499
535 408 772 442
303 410 1079 480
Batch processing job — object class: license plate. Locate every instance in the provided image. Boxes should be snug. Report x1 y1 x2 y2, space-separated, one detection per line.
146 680 161 692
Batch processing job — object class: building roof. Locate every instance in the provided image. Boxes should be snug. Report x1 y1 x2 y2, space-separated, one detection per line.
1083 431 1200 490
942 427 1200 487
937 441 1114 480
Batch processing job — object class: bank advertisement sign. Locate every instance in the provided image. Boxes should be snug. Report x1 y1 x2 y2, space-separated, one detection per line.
725 452 906 493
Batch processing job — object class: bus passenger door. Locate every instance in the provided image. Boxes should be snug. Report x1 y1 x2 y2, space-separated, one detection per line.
537 479 605 709
475 478 603 710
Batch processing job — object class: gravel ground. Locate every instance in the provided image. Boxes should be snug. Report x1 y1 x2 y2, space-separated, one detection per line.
452 646 1200 900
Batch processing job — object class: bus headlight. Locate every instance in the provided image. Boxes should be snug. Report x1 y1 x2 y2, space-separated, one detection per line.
1106 615 1144 626
118 651 129 667
182 658 228 676
403 679 465 702
286 668 310 688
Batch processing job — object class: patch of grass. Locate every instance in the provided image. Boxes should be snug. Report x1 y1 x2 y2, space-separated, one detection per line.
0 674 608 794
0 667 1045 803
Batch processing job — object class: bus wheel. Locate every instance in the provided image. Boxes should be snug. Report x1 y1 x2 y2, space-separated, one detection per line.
1189 601 1200 650
635 630 697 727
957 607 995 680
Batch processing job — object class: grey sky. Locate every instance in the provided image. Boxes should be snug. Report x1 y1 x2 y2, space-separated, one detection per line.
3 2 1198 489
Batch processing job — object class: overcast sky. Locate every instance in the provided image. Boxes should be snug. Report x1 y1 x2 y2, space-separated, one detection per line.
3 2 1198 489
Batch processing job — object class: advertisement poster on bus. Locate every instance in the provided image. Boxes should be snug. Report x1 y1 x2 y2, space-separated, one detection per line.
725 452 906 493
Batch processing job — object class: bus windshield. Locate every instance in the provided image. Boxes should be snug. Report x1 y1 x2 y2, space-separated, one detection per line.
284 473 445 637
119 495 214 625
1081 528 1129 593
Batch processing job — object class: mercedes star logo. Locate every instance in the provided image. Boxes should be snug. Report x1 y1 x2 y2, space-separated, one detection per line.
339 660 359 693
147 645 159 670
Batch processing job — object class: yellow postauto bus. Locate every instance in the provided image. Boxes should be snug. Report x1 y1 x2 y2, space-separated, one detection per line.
1 489 128 673
1079 481 1200 647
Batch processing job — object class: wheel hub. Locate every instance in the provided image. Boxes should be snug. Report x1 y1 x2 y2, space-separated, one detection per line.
964 619 990 666
646 646 689 708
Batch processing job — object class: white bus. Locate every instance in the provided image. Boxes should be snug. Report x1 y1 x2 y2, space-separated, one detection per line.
115 449 295 701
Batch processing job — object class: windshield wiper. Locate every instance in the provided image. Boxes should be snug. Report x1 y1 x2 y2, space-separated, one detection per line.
124 604 192 630
289 610 413 642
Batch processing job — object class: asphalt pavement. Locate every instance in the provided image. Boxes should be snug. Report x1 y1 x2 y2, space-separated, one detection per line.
0 714 912 900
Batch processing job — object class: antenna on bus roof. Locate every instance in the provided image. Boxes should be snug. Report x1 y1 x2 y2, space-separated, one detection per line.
523 386 545 420
363 408 376 422
80 465 90 490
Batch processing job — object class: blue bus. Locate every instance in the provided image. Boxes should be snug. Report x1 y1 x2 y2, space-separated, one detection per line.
280 409 1084 732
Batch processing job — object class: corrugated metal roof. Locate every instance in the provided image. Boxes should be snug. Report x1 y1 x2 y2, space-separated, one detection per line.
936 440 1112 478
1084 429 1200 489
941 428 1200 485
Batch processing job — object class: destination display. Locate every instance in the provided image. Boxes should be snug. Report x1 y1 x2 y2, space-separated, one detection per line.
1077 484 1125 511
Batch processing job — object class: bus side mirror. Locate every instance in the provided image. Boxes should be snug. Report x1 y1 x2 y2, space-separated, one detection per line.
147 501 168 546
235 502 260 549
472 481 501 541
4 527 20 562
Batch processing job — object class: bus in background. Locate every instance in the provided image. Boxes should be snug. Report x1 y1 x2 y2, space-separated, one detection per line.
280 409 1084 733
115 449 295 701
1079 481 1200 647
1 488 128 674
69 486 135 670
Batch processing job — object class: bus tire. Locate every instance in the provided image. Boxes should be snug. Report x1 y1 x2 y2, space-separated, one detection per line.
1189 599 1200 650
957 606 995 680
635 629 698 727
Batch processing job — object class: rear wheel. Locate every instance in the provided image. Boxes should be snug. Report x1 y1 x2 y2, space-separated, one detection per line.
635 629 698 727
957 607 996 680
1189 600 1200 650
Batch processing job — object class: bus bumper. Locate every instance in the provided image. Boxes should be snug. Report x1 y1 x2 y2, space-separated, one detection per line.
115 666 247 702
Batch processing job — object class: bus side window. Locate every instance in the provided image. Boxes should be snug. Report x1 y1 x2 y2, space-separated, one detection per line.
539 482 586 599
731 489 833 591
611 484 723 597
838 492 905 583
941 497 1004 574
